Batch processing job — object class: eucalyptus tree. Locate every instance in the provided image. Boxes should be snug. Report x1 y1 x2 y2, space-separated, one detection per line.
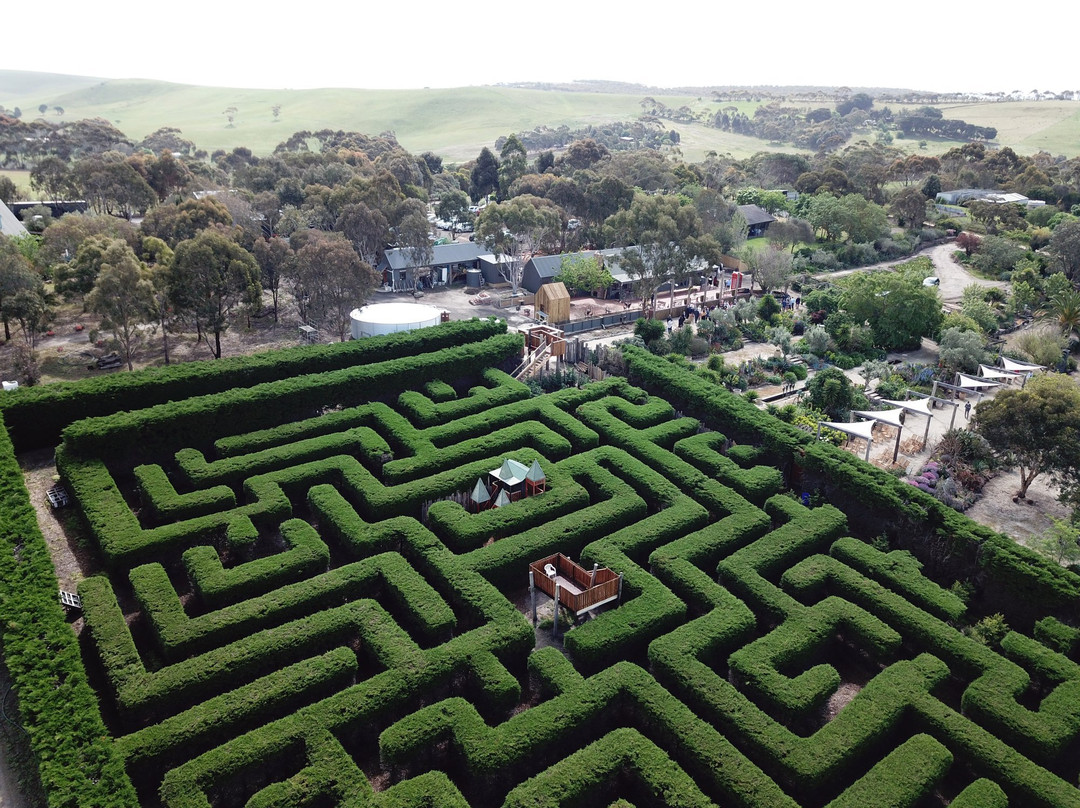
476 196 562 296
86 241 155 370
168 229 261 358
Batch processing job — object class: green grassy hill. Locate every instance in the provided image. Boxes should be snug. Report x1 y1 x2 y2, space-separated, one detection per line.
3 71 1079 164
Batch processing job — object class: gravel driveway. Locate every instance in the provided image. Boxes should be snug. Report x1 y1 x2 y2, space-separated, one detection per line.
811 242 1009 304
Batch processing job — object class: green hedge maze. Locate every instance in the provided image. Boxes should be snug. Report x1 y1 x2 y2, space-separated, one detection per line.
6 322 1080 807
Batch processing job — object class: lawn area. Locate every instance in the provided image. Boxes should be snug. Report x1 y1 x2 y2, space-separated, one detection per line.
0 169 32 197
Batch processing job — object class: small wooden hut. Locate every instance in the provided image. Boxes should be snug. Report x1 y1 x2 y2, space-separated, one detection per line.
535 282 571 324
528 554 623 638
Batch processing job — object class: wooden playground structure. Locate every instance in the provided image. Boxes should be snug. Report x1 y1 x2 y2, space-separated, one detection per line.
528 553 623 638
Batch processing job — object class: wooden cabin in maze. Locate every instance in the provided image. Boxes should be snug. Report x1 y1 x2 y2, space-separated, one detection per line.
489 458 529 501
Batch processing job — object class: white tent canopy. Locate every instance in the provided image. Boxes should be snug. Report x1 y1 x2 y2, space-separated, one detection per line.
881 397 934 417
854 408 905 428
1000 356 1044 373
979 364 1020 381
955 374 1000 390
821 420 875 441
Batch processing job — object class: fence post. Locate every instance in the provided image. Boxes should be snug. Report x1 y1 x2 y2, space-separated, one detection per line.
553 583 561 639
529 570 536 627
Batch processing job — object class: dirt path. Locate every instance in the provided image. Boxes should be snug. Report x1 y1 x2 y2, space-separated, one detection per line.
811 242 1008 304
0 735 28 808
0 452 92 808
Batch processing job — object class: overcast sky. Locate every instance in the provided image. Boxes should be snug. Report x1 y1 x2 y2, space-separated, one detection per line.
6 1 1074 94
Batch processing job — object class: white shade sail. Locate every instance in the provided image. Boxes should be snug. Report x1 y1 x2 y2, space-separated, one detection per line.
978 364 1020 380
853 408 906 428
1000 356 1044 373
821 420 875 441
955 373 1000 390
881 397 933 417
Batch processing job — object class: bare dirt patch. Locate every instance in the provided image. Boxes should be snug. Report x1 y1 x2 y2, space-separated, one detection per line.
965 471 1071 548
822 682 862 722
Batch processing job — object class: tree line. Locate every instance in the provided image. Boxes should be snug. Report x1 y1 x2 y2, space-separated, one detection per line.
3 110 1080 380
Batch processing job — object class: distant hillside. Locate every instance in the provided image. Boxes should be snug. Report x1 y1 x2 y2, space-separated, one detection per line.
2 70 1078 163
0 70 104 102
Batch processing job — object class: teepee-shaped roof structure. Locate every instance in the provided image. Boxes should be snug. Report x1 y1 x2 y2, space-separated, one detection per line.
493 489 511 508
526 460 545 482
492 458 529 485
471 478 491 504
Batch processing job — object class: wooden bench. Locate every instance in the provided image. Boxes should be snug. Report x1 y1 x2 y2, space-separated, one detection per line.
60 590 82 610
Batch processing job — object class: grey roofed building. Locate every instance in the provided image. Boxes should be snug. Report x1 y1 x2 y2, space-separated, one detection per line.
0 200 29 238
376 242 492 291
736 204 776 238
520 254 568 293
521 247 643 296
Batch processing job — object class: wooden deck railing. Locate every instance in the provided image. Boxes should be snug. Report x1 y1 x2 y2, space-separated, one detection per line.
529 553 621 613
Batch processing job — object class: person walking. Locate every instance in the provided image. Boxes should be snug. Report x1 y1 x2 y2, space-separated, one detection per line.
964 400 972 419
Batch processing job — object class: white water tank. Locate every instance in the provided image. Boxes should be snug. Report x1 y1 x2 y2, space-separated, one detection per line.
350 302 443 339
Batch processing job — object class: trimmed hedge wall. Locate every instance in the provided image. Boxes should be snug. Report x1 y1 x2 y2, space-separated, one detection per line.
623 346 1080 623
7 310 1080 806
0 317 508 452
59 332 522 463
0 413 138 807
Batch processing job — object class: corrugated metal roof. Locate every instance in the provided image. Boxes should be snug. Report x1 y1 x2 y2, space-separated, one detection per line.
381 242 488 270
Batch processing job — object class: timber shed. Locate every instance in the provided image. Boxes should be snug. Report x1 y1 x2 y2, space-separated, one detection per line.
535 282 571 324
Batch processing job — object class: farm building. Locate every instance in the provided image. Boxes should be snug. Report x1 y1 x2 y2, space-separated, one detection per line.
521 254 567 294
377 242 500 291
521 247 642 297
737 204 776 238
935 189 1045 209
